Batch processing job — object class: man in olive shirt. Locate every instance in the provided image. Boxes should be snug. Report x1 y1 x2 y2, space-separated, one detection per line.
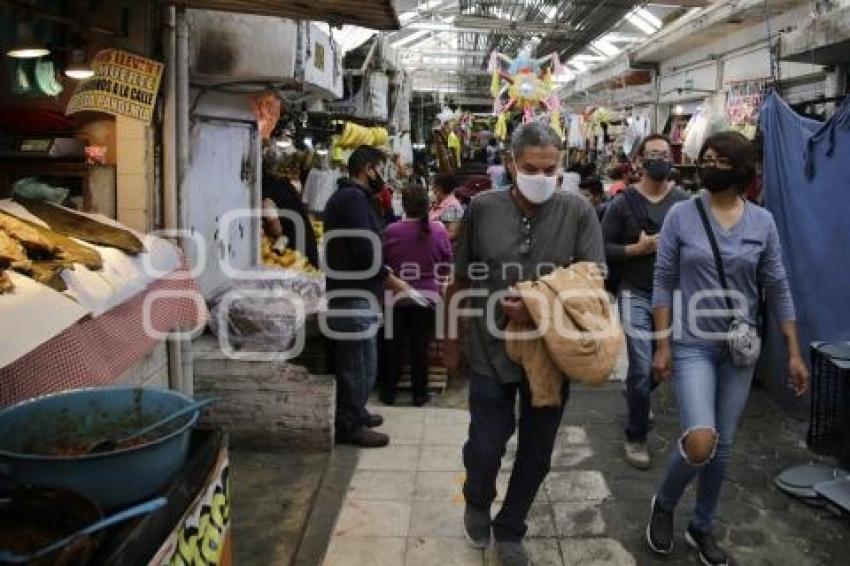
443 123 605 566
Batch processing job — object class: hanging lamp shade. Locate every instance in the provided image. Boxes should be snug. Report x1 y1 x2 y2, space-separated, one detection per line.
7 22 50 59
65 47 93 80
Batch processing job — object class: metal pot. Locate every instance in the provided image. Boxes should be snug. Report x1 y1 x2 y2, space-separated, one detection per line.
0 387 199 509
0 486 103 565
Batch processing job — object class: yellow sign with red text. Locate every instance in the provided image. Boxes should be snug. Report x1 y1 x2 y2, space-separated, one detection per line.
66 49 164 124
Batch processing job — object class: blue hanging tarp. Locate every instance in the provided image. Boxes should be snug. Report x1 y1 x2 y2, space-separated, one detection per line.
760 91 850 367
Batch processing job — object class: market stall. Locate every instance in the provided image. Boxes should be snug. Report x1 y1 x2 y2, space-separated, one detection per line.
0 3 235 563
0 198 206 405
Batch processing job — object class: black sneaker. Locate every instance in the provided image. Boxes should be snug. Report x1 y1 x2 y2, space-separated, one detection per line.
646 496 674 555
495 540 529 566
463 504 491 549
686 524 729 566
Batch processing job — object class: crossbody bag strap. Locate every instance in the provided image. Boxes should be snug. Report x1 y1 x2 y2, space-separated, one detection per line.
623 187 650 231
694 197 734 311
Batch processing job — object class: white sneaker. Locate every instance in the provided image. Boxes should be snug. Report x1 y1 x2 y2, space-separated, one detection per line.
624 441 651 470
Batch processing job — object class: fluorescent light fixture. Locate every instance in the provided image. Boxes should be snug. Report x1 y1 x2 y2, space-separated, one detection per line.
573 53 607 63
392 29 431 48
407 22 454 32
316 148 329 156
7 22 49 59
399 0 447 23
636 8 663 30
276 139 293 149
625 12 657 35
491 8 510 21
591 40 619 57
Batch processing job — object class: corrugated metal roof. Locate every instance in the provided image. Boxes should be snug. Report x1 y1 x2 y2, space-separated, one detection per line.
166 0 401 31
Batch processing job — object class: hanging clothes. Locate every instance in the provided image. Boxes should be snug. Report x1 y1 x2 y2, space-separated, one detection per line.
303 168 341 215
447 131 462 166
759 92 850 367
567 113 585 150
623 113 651 157
682 108 708 162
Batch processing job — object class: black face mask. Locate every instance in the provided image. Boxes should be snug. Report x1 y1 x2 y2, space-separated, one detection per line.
700 167 737 193
368 169 384 193
642 158 672 182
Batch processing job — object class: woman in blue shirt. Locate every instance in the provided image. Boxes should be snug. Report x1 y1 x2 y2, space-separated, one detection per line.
645 132 809 566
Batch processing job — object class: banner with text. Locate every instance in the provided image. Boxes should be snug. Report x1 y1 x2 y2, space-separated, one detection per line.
66 49 164 124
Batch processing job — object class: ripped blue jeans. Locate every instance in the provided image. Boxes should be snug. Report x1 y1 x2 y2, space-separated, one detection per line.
655 343 755 532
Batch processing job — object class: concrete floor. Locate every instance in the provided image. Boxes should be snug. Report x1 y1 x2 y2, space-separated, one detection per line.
230 376 850 566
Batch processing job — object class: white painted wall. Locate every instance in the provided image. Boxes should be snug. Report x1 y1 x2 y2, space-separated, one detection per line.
183 91 261 300
658 3 824 84
658 62 719 104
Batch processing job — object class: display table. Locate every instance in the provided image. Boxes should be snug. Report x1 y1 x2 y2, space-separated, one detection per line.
0 267 207 407
91 428 232 565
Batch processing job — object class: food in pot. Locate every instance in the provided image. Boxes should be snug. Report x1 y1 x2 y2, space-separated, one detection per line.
0 487 102 566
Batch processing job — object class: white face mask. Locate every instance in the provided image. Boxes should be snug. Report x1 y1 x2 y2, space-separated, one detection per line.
515 171 557 204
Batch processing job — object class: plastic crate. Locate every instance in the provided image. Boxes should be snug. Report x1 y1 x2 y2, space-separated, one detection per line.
808 342 850 468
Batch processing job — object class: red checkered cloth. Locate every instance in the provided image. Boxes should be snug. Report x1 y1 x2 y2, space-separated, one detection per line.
0 267 208 407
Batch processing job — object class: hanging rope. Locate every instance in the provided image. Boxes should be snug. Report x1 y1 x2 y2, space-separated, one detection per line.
764 0 781 91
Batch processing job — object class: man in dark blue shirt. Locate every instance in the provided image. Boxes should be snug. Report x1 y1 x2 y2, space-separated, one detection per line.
324 146 408 448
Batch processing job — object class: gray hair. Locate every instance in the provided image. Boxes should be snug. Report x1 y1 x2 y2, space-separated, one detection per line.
510 122 561 159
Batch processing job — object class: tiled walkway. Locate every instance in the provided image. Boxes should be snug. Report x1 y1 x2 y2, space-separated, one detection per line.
323 405 635 566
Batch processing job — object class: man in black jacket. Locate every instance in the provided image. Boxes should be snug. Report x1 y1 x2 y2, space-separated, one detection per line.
601 134 688 470
324 146 409 448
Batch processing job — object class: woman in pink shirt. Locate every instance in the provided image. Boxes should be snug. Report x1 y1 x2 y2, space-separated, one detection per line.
383 184 453 406
429 174 465 241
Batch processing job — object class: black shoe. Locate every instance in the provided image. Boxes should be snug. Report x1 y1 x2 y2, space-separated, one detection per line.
412 393 432 407
463 504 491 549
379 392 396 406
366 414 383 428
686 524 728 566
336 427 389 448
646 496 674 555
495 540 528 566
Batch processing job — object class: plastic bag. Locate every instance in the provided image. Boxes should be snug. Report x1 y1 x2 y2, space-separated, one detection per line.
13 177 69 204
208 267 325 351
